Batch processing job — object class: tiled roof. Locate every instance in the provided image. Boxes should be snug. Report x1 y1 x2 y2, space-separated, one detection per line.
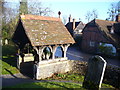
95 19 115 33
20 15 75 46
74 22 85 31
92 19 120 47
21 14 61 22
65 22 81 35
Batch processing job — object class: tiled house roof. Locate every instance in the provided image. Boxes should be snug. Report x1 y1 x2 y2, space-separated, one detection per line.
89 19 120 47
13 15 75 47
74 22 85 31
95 19 115 33
21 14 61 21
65 22 80 35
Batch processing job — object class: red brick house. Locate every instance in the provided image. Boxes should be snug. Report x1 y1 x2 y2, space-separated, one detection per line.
81 17 120 55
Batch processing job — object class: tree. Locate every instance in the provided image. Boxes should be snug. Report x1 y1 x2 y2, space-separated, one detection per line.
62 15 67 25
19 0 28 14
85 11 92 22
2 1 19 44
2 1 53 45
106 2 120 21
28 2 53 16
85 9 98 22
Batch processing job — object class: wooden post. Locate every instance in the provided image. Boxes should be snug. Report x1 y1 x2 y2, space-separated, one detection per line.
52 45 58 59
63 44 70 58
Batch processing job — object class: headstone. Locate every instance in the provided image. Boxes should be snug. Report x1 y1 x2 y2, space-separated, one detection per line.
83 55 107 89
0 39 2 46
5 39 8 45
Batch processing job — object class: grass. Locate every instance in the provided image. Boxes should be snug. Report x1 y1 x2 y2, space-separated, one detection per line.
45 72 114 88
4 72 114 89
4 81 85 89
4 80 114 89
46 72 84 83
2 56 19 75
2 45 19 75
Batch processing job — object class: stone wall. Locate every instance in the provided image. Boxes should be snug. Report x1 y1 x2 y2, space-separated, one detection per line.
34 59 87 80
34 59 120 88
68 60 88 75
68 60 120 89
103 65 120 88
35 59 72 79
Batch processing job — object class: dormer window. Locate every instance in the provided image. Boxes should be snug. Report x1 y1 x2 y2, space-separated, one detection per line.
110 27 114 34
107 25 114 34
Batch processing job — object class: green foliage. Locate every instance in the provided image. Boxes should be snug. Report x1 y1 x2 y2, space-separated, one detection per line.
101 83 114 88
2 45 17 56
98 43 116 57
19 1 28 14
2 17 18 41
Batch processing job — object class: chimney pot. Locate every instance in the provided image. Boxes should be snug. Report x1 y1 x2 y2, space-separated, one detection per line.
116 15 120 22
69 14 72 22
58 11 61 18
73 18 75 30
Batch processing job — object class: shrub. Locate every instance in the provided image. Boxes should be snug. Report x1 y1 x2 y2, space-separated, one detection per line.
98 43 116 58
2 45 17 56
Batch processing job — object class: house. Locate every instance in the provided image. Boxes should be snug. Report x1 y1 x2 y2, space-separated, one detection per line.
65 15 85 39
12 14 75 79
81 14 120 56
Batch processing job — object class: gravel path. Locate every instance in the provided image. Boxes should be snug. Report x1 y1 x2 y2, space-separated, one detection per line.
1 73 34 87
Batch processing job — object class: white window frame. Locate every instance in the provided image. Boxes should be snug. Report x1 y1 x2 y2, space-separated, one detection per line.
90 41 95 47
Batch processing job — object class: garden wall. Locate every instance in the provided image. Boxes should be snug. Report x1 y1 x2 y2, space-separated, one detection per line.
33 59 120 88
69 60 120 89
35 59 72 79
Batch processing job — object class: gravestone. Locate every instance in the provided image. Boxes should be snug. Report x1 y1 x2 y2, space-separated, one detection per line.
83 55 107 89
5 39 8 45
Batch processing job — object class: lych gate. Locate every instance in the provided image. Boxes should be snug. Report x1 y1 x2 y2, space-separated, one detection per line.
12 14 75 79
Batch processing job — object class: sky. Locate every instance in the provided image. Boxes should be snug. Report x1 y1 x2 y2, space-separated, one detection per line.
42 0 120 23
4 0 120 24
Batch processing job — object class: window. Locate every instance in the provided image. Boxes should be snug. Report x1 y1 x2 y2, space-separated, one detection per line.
90 41 95 47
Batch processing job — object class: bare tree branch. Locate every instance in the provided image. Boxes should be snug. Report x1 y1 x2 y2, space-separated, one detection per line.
28 2 53 16
85 9 98 22
107 2 119 21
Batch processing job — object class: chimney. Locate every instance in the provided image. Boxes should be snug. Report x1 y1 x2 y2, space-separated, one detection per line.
73 18 75 30
116 14 120 22
116 1 120 22
69 15 72 22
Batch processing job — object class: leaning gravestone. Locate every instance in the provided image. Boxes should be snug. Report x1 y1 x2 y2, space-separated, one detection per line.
83 55 107 89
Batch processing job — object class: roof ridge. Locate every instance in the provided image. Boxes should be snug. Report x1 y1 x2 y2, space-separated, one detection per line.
20 14 61 22
95 19 116 23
